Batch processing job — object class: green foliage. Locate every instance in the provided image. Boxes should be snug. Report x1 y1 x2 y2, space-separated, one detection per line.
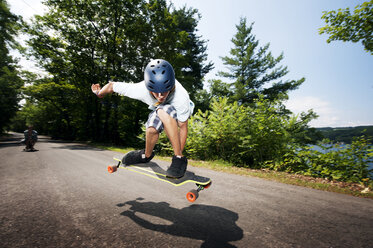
319 0 373 54
277 136 373 186
19 0 212 143
0 0 23 132
219 17 304 104
0 0 21 55
22 79 80 138
286 110 321 145
186 98 249 163
0 65 23 132
175 97 315 168
10 100 46 133
194 79 233 112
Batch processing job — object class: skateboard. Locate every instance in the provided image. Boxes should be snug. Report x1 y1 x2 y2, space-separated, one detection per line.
23 148 38 152
108 157 212 202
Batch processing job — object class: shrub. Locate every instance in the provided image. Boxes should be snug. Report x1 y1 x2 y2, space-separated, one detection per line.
184 97 297 167
279 136 373 185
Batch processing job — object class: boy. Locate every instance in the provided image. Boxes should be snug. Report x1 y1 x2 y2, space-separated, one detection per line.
91 59 194 178
23 126 38 151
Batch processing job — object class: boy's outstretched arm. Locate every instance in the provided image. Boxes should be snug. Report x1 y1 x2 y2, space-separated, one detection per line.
91 81 114 98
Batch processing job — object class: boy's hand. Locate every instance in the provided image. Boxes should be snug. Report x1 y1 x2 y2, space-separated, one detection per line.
91 84 103 98
91 82 114 98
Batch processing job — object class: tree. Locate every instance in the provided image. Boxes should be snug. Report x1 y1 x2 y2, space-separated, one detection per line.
319 1 373 54
219 17 304 105
170 6 213 100
23 0 212 143
194 79 232 112
0 0 23 132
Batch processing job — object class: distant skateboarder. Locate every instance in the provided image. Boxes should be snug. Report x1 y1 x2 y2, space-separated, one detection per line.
23 126 38 151
91 59 194 178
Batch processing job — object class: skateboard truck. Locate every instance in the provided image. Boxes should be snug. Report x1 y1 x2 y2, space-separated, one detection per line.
186 182 212 202
107 160 121 173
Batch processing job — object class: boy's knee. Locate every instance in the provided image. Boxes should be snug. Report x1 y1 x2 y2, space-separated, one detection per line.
146 126 159 135
156 108 168 118
157 106 177 121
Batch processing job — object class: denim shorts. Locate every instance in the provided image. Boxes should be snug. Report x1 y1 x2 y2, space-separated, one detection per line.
146 104 177 133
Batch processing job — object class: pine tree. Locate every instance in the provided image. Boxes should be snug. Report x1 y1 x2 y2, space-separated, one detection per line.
219 17 304 105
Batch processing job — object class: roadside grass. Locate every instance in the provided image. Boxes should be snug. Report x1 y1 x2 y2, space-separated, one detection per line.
94 144 373 199
91 143 134 154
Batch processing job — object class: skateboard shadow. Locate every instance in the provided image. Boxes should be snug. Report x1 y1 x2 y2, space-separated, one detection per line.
117 198 243 247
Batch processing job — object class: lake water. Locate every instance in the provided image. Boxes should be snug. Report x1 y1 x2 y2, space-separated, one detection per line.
309 145 373 174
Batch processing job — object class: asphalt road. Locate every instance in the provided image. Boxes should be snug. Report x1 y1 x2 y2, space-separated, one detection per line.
1 133 372 248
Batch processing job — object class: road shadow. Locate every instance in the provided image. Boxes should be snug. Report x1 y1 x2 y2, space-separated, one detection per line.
117 198 243 247
0 133 48 149
0 135 23 148
51 144 104 151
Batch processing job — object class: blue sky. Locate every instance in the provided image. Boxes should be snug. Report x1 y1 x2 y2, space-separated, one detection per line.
8 0 373 127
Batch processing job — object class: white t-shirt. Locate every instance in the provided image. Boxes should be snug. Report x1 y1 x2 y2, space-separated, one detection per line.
113 80 194 122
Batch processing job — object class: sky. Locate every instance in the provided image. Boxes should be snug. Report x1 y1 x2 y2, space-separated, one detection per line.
7 0 373 128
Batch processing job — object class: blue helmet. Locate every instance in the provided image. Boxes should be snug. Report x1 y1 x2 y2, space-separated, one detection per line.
144 59 175 93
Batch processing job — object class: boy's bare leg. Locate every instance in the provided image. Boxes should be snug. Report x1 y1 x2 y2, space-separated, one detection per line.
145 127 159 158
178 120 188 152
157 109 182 156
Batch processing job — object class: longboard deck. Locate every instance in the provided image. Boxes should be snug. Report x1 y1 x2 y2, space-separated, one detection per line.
23 148 38 152
112 157 211 187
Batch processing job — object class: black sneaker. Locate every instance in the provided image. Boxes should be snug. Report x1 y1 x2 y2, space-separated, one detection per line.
122 149 154 165
166 156 188 178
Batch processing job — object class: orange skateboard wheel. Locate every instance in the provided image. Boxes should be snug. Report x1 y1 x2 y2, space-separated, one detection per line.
108 165 117 173
186 190 199 202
